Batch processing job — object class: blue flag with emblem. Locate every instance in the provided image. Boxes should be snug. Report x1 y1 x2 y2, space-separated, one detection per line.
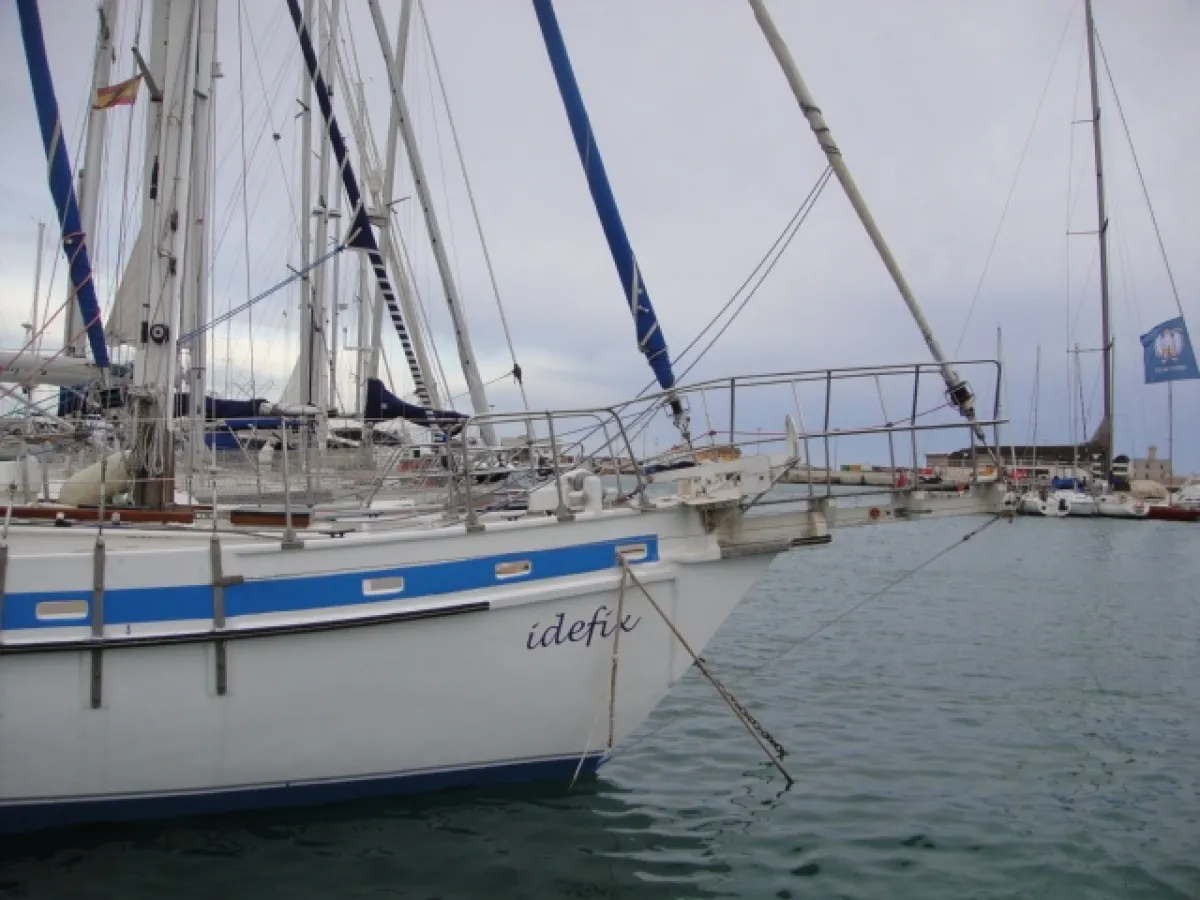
1140 316 1200 384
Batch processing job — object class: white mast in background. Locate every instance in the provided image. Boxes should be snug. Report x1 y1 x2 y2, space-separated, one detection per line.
367 0 496 446
70 0 119 358
296 0 316 408
308 0 343 412
130 0 199 508
182 0 218 491
1084 0 1115 484
365 0 443 411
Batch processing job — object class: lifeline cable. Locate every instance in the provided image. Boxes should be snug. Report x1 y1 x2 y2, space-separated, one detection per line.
611 513 1007 760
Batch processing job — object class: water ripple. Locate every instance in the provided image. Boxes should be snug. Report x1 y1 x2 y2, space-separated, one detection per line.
2 517 1198 898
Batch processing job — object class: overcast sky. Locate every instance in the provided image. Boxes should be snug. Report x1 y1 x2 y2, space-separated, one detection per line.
1 0 1197 467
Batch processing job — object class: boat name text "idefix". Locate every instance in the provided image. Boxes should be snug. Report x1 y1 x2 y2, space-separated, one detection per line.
525 605 641 650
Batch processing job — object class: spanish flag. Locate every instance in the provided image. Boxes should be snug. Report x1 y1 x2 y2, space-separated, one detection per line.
92 75 141 110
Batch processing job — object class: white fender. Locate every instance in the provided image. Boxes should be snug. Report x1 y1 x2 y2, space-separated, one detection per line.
58 451 130 506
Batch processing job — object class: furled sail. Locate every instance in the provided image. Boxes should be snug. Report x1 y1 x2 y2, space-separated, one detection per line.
105 225 148 346
15 0 111 369
278 351 328 415
364 378 467 433
174 395 271 419
56 385 270 420
531 0 676 392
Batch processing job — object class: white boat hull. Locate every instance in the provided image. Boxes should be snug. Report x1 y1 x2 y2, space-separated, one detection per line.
1066 495 1098 516
1096 494 1149 518
0 505 772 832
1017 493 1068 517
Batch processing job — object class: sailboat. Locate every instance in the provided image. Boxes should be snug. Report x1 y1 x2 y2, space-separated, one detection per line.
0 0 1004 834
1072 0 1148 520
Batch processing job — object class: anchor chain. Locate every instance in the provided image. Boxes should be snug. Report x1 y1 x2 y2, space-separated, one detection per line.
613 514 1006 762
619 559 793 784
698 656 788 761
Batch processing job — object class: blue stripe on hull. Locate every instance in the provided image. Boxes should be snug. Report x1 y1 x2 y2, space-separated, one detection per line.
0 753 605 835
3 535 659 631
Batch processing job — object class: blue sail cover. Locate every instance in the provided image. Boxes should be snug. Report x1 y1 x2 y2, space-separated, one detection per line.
285 0 433 408
57 385 125 416
531 0 676 391
59 388 269 419
173 395 269 419
15 0 110 370
364 378 468 432
217 417 299 431
205 418 301 452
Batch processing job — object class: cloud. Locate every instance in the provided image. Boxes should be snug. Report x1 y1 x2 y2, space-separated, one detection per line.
1 0 1197 467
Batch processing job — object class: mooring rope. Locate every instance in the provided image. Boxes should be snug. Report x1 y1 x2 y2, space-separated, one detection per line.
611 514 1007 762
741 514 1004 676
619 558 794 785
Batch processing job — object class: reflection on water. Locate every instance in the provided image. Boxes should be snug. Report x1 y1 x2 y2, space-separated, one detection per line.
0 778 735 899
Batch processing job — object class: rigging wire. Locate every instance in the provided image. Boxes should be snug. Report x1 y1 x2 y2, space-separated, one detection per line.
208 20 296 281
415 19 467 343
1069 245 1098 343
528 165 835 468
240 0 302 243
32 47 96 365
206 7 220 412
180 237 344 342
953 0 1078 357
673 167 832 381
675 170 831 387
236 1 258 404
612 514 1005 759
618 168 834 452
1064 15 1087 442
1108 185 1153 452
1095 30 1185 320
333 5 420 403
110 0 146 321
338 1 453 406
445 368 524 404
417 0 531 409
397 219 455 404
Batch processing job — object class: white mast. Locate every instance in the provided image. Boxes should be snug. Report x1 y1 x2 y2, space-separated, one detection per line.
69 0 119 357
996 325 1016 472
351 80 373 458
22 221 47 418
354 246 369 412
364 2 442 410
746 0 984 441
366 0 495 446
293 0 317 503
183 0 218 492
1084 0 1115 484
366 0 410 396
353 80 373 415
1032 345 1041 481
297 0 315 407
131 0 199 508
308 0 342 412
25 222 46 356
328 210 342 406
